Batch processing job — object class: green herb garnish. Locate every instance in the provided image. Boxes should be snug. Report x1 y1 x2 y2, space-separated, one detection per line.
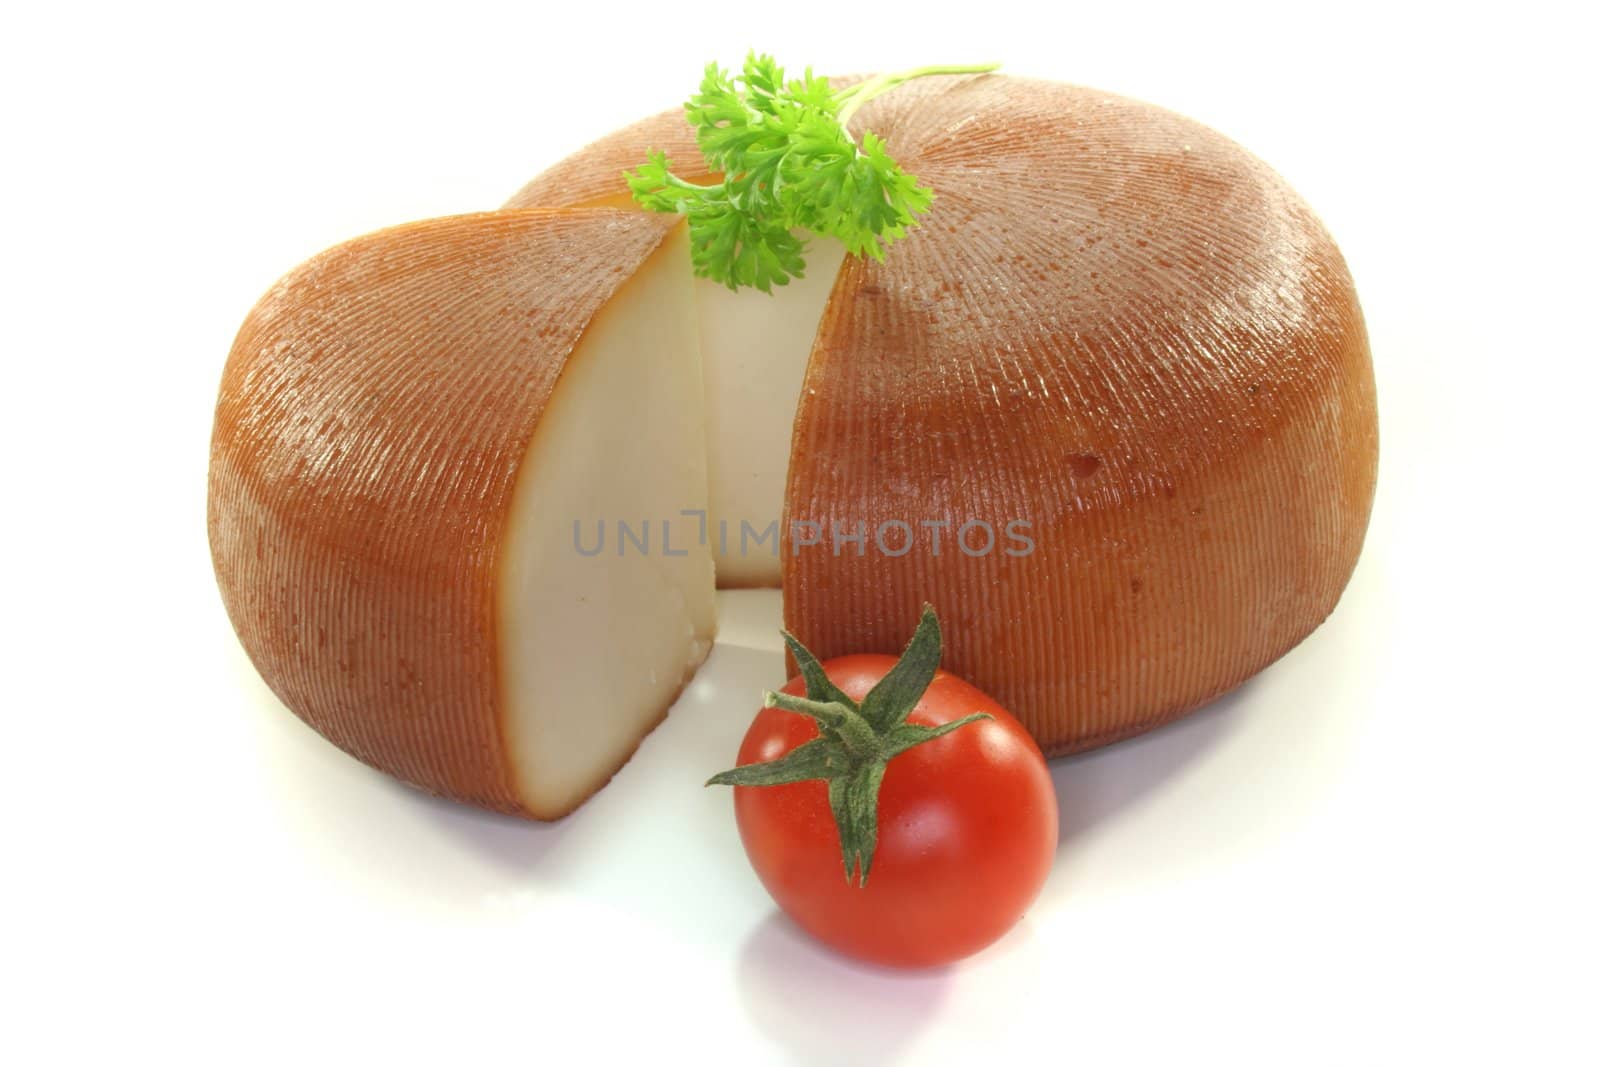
626 54 999 292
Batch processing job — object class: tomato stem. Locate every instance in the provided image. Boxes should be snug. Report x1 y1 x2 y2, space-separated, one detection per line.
707 605 991 887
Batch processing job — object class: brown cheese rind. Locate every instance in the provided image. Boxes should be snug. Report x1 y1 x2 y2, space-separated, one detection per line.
514 75 1378 755
209 209 681 814
507 109 710 211
787 77 1377 752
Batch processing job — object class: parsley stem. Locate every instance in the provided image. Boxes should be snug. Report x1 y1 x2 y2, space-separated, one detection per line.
660 171 715 194
835 63 1001 126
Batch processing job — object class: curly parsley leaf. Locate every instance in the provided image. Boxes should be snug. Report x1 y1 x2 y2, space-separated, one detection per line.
625 54 998 292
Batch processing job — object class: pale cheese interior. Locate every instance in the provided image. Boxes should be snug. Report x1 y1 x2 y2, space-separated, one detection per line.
499 227 842 813
695 238 846 586
499 227 717 815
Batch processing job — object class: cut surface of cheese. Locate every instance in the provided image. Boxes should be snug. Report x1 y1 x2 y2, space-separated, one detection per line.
500 224 714 814
508 135 848 589
693 240 847 586
210 209 713 817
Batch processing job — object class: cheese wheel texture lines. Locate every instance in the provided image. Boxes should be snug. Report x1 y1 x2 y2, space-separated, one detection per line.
211 74 1377 819
510 74 1379 757
209 209 715 817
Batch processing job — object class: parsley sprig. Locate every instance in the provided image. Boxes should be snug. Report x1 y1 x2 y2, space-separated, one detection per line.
626 54 999 292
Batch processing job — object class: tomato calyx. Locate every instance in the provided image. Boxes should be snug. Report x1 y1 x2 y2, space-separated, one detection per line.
707 605 992 887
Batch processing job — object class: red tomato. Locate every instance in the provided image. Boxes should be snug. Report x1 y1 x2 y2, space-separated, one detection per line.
729 654 1058 968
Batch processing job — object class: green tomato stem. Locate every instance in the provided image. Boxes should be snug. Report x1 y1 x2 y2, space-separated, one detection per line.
708 605 993 888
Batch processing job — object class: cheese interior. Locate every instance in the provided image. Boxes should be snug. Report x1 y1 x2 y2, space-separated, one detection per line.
696 238 846 587
499 228 716 815
499 227 845 811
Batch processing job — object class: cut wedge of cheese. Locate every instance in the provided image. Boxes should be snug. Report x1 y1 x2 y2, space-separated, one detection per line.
213 74 1378 818
507 120 848 587
209 210 714 817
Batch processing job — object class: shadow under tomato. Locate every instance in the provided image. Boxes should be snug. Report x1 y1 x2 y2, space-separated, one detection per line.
736 912 953 1065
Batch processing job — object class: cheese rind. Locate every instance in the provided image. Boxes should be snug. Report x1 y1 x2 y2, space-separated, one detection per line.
782 78 1377 753
209 209 713 817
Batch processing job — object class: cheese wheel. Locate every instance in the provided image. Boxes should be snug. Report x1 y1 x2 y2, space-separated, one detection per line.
212 74 1376 818
511 75 1378 755
209 209 715 816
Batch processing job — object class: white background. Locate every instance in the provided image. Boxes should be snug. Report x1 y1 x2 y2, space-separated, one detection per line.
5 2 1596 1063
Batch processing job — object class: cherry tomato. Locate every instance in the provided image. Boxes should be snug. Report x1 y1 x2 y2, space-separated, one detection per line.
729 654 1058 968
